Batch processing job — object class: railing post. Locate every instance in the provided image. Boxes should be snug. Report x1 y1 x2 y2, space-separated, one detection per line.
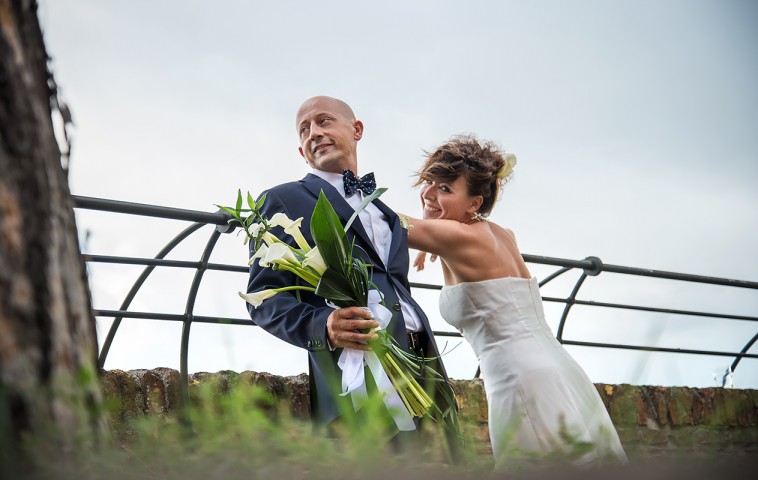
179 229 223 420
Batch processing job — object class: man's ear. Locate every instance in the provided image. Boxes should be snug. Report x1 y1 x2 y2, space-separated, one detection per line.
298 146 305 158
353 120 364 141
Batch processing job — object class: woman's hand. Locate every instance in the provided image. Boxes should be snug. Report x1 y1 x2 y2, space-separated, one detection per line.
413 251 437 271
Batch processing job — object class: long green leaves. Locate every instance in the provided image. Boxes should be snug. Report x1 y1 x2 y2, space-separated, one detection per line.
310 191 351 277
310 190 382 307
344 187 387 232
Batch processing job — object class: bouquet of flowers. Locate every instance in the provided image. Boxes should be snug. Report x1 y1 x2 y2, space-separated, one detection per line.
218 189 460 436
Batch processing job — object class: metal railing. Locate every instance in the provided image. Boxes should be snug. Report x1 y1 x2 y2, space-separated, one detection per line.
73 195 758 407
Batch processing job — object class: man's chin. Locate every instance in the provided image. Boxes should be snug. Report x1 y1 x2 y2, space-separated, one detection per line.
313 157 345 173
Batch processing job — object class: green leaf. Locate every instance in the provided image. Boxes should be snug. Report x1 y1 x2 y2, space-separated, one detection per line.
315 267 357 306
217 205 238 219
247 191 256 212
256 192 267 210
235 189 243 216
347 259 370 305
344 187 387 232
310 191 350 276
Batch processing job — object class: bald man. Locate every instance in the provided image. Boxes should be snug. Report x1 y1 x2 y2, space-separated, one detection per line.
246 96 460 456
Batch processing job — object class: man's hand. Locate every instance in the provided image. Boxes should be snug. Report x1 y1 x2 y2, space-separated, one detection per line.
326 306 379 351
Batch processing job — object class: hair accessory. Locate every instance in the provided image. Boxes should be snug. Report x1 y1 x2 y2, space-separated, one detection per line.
497 153 518 180
471 212 488 222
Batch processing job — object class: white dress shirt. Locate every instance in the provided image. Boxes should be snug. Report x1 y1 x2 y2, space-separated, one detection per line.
310 169 423 332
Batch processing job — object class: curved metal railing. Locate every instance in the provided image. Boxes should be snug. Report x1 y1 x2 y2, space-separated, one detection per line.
73 195 758 407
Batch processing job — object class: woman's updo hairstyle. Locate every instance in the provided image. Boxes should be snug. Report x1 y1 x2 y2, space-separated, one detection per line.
415 134 516 217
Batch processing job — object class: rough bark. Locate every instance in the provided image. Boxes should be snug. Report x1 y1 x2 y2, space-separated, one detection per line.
0 0 106 473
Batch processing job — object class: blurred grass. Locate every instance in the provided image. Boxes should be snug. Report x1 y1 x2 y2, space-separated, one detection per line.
19 378 757 480
27 380 490 479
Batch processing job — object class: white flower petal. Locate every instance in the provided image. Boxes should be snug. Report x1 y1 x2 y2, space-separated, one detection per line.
263 242 298 266
249 223 264 237
249 244 270 267
238 289 278 308
303 247 327 275
269 212 298 229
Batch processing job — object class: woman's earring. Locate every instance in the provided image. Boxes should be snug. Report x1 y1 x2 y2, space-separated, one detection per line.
471 212 487 222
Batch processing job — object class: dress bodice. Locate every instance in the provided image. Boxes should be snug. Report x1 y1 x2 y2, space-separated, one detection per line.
439 276 558 361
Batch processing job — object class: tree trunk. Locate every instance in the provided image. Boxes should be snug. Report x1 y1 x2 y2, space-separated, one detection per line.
0 0 106 474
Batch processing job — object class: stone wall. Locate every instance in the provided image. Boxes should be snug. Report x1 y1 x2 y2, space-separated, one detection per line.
100 369 758 459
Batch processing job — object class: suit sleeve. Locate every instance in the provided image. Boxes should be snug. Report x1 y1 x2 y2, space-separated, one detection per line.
246 189 332 351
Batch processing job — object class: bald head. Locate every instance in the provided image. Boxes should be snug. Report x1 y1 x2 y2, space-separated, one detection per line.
295 96 355 128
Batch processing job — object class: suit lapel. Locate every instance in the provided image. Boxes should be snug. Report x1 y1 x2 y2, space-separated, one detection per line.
301 174 383 266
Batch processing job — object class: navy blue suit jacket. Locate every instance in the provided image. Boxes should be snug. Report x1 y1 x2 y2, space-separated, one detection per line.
246 173 448 426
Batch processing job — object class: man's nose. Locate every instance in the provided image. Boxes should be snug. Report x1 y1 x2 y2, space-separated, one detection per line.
309 123 324 140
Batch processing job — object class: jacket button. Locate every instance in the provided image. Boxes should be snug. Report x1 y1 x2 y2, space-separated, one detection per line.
306 341 313 348
393 303 402 312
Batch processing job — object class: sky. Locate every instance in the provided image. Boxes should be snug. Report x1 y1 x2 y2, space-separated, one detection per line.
37 0 758 389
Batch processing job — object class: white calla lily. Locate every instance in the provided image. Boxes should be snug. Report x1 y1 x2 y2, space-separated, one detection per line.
263 242 299 267
269 212 298 229
239 289 279 308
243 223 265 244
302 247 327 275
249 244 269 267
249 222 264 237
261 231 280 246
284 220 312 252
268 213 311 252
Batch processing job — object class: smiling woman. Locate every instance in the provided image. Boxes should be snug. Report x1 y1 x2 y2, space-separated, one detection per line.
399 135 628 468
406 134 528 284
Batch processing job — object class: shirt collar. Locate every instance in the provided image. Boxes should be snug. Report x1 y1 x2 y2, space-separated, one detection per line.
310 168 348 198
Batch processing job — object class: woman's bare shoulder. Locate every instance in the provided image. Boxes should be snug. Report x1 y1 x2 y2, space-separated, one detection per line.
489 222 518 241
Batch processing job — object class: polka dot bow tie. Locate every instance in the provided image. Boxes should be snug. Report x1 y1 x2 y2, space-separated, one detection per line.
342 169 377 197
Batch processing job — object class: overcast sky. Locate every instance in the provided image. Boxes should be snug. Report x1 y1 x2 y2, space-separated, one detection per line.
37 0 758 389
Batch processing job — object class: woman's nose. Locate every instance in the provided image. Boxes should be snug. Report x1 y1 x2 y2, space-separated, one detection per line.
421 184 434 200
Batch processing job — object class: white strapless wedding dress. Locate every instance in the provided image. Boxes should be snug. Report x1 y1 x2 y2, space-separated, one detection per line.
440 277 627 468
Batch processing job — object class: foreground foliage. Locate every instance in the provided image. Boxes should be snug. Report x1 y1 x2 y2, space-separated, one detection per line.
16 379 757 480
24 381 482 479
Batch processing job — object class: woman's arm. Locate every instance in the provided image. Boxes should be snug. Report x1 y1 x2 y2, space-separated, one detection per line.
399 214 483 261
